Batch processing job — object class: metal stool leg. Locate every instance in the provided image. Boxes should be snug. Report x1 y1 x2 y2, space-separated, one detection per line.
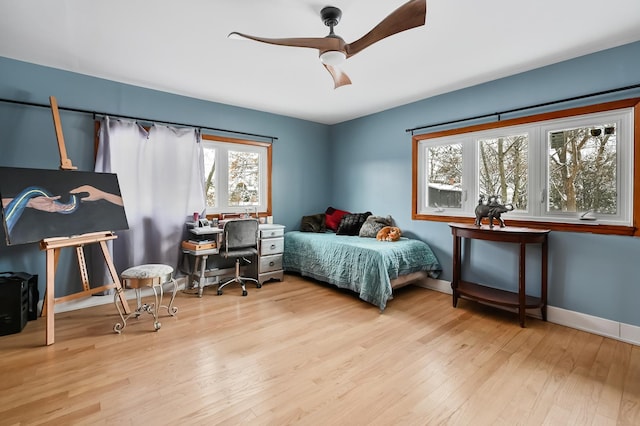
113 264 178 334
161 278 179 316
151 284 161 331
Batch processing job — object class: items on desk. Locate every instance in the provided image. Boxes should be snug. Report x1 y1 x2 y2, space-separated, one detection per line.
181 240 216 251
183 218 220 251
182 220 223 297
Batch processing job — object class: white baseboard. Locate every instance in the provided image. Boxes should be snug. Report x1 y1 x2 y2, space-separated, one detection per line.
413 277 452 294
46 276 640 347
547 306 640 346
621 323 640 345
416 279 640 347
45 277 188 314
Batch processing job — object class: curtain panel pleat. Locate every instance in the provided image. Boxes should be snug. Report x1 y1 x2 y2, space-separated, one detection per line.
94 116 205 274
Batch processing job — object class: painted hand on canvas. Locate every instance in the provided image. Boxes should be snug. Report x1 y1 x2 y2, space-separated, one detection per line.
2 185 125 234
0 168 129 245
69 185 124 206
2 187 81 233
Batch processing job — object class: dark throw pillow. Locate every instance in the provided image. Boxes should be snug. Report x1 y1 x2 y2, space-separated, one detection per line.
359 215 393 238
336 211 372 236
325 207 350 232
300 213 326 232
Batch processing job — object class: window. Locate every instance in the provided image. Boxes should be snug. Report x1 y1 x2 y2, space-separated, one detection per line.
201 134 271 216
413 99 640 235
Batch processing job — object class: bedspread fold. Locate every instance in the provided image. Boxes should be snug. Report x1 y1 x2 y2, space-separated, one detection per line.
283 232 441 310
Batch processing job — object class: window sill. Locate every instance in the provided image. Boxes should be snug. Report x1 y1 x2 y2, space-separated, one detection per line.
413 213 636 236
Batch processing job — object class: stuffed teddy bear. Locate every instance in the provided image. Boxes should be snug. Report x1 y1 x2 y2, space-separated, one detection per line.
376 226 401 242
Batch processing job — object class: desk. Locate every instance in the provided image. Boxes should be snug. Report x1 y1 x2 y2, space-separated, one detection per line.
449 223 550 327
182 248 221 297
182 223 283 295
182 226 223 297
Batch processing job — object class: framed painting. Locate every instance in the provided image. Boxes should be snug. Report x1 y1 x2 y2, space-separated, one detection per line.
0 167 129 245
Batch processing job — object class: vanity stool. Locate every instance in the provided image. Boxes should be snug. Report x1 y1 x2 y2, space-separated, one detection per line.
114 264 178 333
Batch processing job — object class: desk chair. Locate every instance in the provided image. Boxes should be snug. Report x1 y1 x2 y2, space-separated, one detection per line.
217 219 260 296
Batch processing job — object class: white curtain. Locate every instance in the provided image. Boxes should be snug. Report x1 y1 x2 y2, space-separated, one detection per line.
95 116 205 273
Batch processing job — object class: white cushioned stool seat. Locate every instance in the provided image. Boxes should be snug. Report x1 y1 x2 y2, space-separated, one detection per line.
114 264 178 333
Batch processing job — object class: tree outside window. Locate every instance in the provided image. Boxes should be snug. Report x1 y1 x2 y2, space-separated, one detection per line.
413 100 635 234
478 134 528 210
201 136 269 215
548 124 617 214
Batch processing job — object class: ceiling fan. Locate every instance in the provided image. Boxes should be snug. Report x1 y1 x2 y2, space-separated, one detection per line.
228 0 427 89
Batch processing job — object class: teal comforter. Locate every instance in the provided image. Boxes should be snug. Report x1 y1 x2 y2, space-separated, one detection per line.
283 231 442 311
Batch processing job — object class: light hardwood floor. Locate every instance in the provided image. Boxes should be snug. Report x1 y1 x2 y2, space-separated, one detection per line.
1 274 639 425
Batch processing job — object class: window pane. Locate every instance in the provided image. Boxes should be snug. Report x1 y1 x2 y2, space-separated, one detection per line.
426 144 462 208
478 134 528 210
228 150 260 206
203 146 216 207
548 124 617 214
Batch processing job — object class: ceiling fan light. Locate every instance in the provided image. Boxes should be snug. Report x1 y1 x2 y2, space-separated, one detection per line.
320 50 346 66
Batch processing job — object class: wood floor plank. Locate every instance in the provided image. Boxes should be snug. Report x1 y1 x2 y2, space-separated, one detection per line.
0 273 637 425
619 345 640 425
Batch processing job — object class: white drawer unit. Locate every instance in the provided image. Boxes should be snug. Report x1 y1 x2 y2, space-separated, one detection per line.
260 226 284 239
261 237 284 256
259 255 282 274
258 224 285 284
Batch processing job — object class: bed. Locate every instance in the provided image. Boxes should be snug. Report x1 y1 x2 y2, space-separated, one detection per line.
283 231 442 311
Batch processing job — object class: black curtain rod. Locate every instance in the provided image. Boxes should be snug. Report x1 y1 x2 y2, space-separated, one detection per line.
0 97 278 141
406 83 640 135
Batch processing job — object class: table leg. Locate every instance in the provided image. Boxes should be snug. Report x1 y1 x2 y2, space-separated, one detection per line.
541 237 548 321
198 255 208 298
190 255 200 291
452 234 461 308
518 242 526 327
45 248 56 345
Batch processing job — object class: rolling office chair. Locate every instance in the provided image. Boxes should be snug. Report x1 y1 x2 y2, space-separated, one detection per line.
217 218 261 296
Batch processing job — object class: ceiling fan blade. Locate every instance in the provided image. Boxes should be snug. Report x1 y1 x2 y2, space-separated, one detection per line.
323 64 352 89
229 32 343 52
345 0 426 58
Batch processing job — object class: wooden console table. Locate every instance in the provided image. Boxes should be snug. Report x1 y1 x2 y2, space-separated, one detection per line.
449 223 550 327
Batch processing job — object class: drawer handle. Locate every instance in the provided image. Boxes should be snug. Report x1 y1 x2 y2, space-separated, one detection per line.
270 244 276 249
269 261 275 267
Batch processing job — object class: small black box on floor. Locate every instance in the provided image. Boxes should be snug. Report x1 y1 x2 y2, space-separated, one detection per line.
9 272 39 320
0 273 29 336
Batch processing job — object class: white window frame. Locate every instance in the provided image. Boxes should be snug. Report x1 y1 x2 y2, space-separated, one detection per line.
201 135 270 216
412 99 640 236
538 110 633 225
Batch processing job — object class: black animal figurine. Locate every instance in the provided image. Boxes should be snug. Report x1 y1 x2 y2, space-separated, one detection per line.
474 195 514 228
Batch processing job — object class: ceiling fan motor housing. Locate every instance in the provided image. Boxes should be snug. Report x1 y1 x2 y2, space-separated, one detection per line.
321 6 342 28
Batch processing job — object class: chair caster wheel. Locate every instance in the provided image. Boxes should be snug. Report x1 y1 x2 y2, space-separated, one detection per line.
257 284 262 288
242 290 248 296
217 290 222 295
154 322 161 331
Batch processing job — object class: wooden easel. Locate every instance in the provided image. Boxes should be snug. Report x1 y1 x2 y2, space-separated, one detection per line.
40 232 130 345
39 96 130 345
49 96 77 171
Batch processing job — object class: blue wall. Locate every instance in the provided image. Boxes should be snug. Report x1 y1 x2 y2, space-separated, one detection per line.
1 41 640 327
0 57 331 298
331 41 640 326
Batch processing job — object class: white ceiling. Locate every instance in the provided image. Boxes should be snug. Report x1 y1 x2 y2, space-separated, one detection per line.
1 0 639 125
